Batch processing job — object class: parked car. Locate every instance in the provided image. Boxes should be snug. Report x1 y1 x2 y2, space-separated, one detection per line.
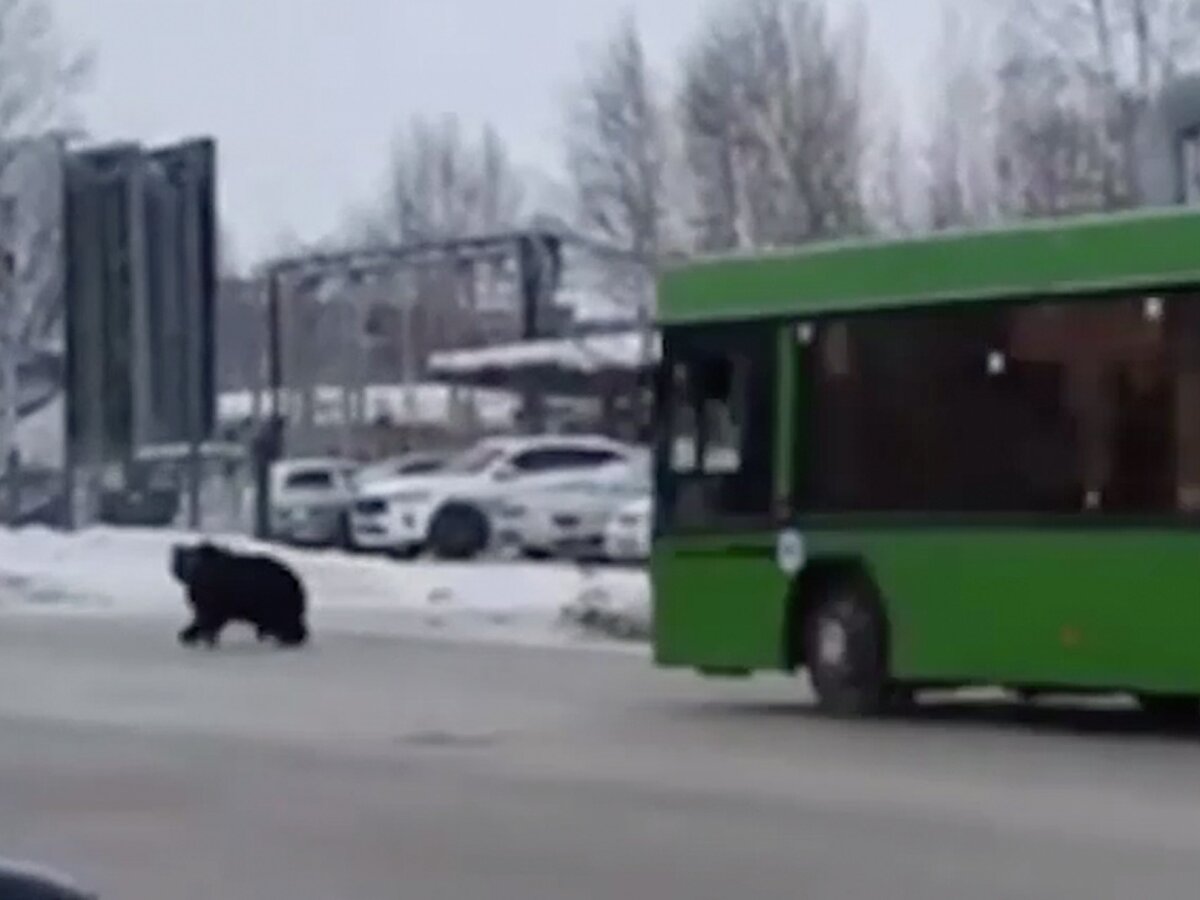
350 434 638 560
493 458 649 560
353 451 446 488
270 457 358 547
603 494 652 563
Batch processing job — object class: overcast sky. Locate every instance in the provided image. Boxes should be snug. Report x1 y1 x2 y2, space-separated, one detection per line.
54 0 944 265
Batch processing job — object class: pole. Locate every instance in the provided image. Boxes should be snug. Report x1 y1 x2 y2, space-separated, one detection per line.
339 283 353 459
1 248 14 522
400 267 417 447
0 223 16 520
268 270 282 423
253 269 283 540
638 262 656 444
181 162 204 531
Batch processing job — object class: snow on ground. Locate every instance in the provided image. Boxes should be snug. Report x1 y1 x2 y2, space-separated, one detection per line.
0 526 651 650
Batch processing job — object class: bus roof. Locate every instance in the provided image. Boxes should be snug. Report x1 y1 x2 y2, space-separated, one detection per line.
658 205 1200 325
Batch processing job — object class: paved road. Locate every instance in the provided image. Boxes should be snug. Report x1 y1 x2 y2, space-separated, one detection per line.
2 614 1200 899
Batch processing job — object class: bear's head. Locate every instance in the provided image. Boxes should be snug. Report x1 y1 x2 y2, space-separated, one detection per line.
169 542 226 585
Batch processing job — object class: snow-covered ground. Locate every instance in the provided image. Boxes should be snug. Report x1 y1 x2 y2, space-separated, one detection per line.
0 526 651 650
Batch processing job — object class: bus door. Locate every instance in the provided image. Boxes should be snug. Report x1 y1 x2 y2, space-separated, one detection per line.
652 323 790 671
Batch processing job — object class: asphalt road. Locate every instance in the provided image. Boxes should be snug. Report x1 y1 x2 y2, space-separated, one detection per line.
2 614 1200 899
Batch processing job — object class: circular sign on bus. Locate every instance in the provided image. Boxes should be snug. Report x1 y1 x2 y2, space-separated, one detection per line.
776 529 805 576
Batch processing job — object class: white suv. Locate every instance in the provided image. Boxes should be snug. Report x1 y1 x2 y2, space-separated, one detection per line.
493 457 649 560
349 435 636 559
270 457 359 547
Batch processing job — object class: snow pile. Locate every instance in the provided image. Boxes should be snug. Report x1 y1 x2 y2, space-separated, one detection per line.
428 329 660 377
0 526 651 648
560 567 652 641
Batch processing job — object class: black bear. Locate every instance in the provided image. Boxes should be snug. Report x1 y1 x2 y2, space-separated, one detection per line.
171 541 309 648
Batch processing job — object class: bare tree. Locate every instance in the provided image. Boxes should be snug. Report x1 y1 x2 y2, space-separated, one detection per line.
561 15 675 437
375 116 524 244
565 14 673 264
866 123 917 235
679 20 749 251
0 0 89 481
994 48 1113 216
996 0 1200 214
329 118 529 440
924 2 1001 229
679 0 868 251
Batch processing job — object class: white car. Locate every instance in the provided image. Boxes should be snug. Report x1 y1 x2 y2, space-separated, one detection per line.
353 451 446 489
494 459 649 560
349 434 637 559
603 495 652 563
270 457 358 547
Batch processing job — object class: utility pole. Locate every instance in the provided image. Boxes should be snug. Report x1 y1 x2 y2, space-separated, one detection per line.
178 159 205 530
637 284 654 442
0 244 15 523
253 268 284 540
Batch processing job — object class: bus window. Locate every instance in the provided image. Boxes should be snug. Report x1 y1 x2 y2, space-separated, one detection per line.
669 361 698 471
798 293 1199 516
658 326 775 531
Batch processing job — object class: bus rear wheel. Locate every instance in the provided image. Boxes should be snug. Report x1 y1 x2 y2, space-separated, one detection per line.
804 576 890 717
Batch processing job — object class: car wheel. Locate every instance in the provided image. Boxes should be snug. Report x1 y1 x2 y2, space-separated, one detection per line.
428 503 490 561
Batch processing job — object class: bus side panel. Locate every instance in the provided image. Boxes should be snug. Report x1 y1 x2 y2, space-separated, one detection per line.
651 534 788 671
807 528 1200 694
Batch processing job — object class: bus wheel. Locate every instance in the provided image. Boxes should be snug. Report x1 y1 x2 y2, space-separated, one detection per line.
804 577 889 717
1136 694 1199 724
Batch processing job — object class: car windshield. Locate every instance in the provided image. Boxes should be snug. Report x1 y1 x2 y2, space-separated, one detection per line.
441 445 505 474
284 469 336 490
552 471 649 498
400 458 443 474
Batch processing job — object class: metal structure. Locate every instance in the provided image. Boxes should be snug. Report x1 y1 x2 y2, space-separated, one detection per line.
253 230 564 539
63 137 218 528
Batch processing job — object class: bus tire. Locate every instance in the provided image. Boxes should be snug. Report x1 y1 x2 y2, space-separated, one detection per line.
804 575 890 717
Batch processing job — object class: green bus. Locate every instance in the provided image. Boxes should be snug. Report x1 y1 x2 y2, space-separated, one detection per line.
651 207 1200 717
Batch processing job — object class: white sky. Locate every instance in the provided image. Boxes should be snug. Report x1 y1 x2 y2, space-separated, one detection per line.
53 0 946 265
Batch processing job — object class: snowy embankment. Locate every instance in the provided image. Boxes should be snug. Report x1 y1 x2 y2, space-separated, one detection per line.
0 527 650 649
